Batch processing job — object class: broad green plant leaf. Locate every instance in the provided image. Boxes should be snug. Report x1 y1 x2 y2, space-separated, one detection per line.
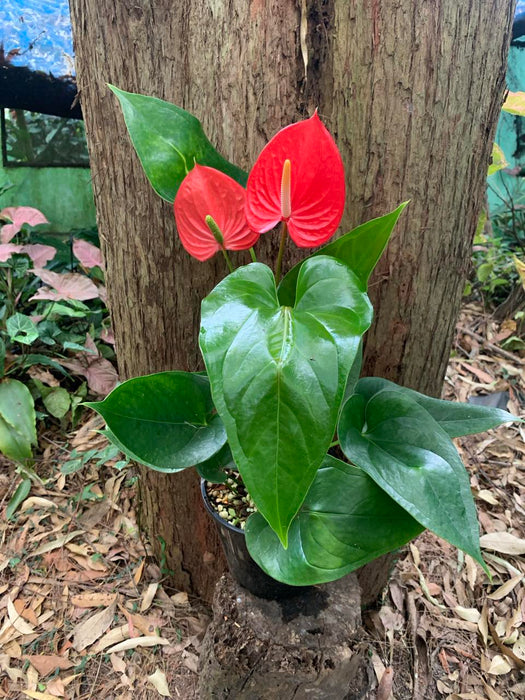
109 85 247 202
0 379 37 461
338 388 487 570
245 455 423 585
355 377 517 438
488 143 508 176
6 478 31 520
477 262 493 284
86 371 227 472
42 387 71 419
6 313 38 345
15 354 68 376
278 203 407 305
44 302 90 318
196 443 235 483
200 256 372 546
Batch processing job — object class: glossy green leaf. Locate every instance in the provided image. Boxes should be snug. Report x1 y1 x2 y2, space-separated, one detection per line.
86 371 227 472
278 203 407 305
0 379 36 461
109 85 247 202
200 256 372 546
338 388 487 569
245 455 423 585
343 339 363 404
7 478 31 520
196 443 235 483
6 313 38 345
355 377 518 438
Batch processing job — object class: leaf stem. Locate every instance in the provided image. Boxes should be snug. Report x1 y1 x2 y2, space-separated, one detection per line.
221 249 234 274
329 440 340 448
249 247 257 263
275 222 288 285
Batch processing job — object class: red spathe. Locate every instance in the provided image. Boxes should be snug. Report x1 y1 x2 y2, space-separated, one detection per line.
174 165 259 261
245 113 346 248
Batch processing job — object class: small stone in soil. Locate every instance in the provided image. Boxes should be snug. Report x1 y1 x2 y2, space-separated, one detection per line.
206 471 257 528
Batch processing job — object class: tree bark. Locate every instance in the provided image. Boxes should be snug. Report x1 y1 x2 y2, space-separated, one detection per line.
69 0 515 602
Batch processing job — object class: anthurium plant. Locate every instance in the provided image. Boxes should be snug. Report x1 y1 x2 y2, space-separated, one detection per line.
88 86 517 586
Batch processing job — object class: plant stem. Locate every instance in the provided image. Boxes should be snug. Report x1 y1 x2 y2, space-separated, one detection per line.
221 248 234 274
249 247 257 263
329 440 340 448
275 222 288 285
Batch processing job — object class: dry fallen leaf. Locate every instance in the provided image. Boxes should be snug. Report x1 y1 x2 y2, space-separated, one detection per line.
454 606 481 624
70 592 117 608
25 655 74 676
140 582 159 612
105 636 171 654
170 591 189 606
7 598 35 635
110 653 127 673
72 601 116 651
31 531 84 557
487 654 512 675
93 624 130 653
480 532 525 556
487 575 523 601
147 668 171 697
376 666 394 700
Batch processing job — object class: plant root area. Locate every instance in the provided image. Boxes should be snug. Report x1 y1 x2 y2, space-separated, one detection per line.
0 302 524 699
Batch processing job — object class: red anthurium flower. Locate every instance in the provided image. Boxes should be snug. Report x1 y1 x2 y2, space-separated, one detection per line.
245 112 346 247
174 164 259 261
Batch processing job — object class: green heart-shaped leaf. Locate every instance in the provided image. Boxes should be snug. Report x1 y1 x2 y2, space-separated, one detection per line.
86 371 226 472
355 377 518 438
278 203 407 305
0 379 36 461
200 256 372 546
338 387 487 570
196 443 235 483
110 85 247 202
245 455 423 585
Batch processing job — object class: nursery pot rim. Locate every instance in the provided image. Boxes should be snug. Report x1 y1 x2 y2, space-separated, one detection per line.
200 478 244 534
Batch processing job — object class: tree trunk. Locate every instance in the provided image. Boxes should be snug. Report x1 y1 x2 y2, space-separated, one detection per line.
69 0 515 602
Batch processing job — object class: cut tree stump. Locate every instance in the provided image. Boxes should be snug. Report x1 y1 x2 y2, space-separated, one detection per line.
198 573 374 699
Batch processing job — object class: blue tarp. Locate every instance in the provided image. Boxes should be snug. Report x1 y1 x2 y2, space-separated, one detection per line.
1 0 74 77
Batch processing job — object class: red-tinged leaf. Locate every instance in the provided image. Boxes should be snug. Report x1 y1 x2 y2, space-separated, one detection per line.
245 112 345 247
85 358 119 395
73 238 104 269
0 243 22 261
21 244 57 268
30 269 100 301
59 334 118 396
100 326 115 345
0 243 56 267
174 164 259 261
97 285 108 304
0 206 48 243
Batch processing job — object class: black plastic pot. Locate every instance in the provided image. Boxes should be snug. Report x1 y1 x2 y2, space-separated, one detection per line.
201 479 311 600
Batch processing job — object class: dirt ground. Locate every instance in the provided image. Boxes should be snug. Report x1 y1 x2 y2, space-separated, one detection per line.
0 303 524 699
